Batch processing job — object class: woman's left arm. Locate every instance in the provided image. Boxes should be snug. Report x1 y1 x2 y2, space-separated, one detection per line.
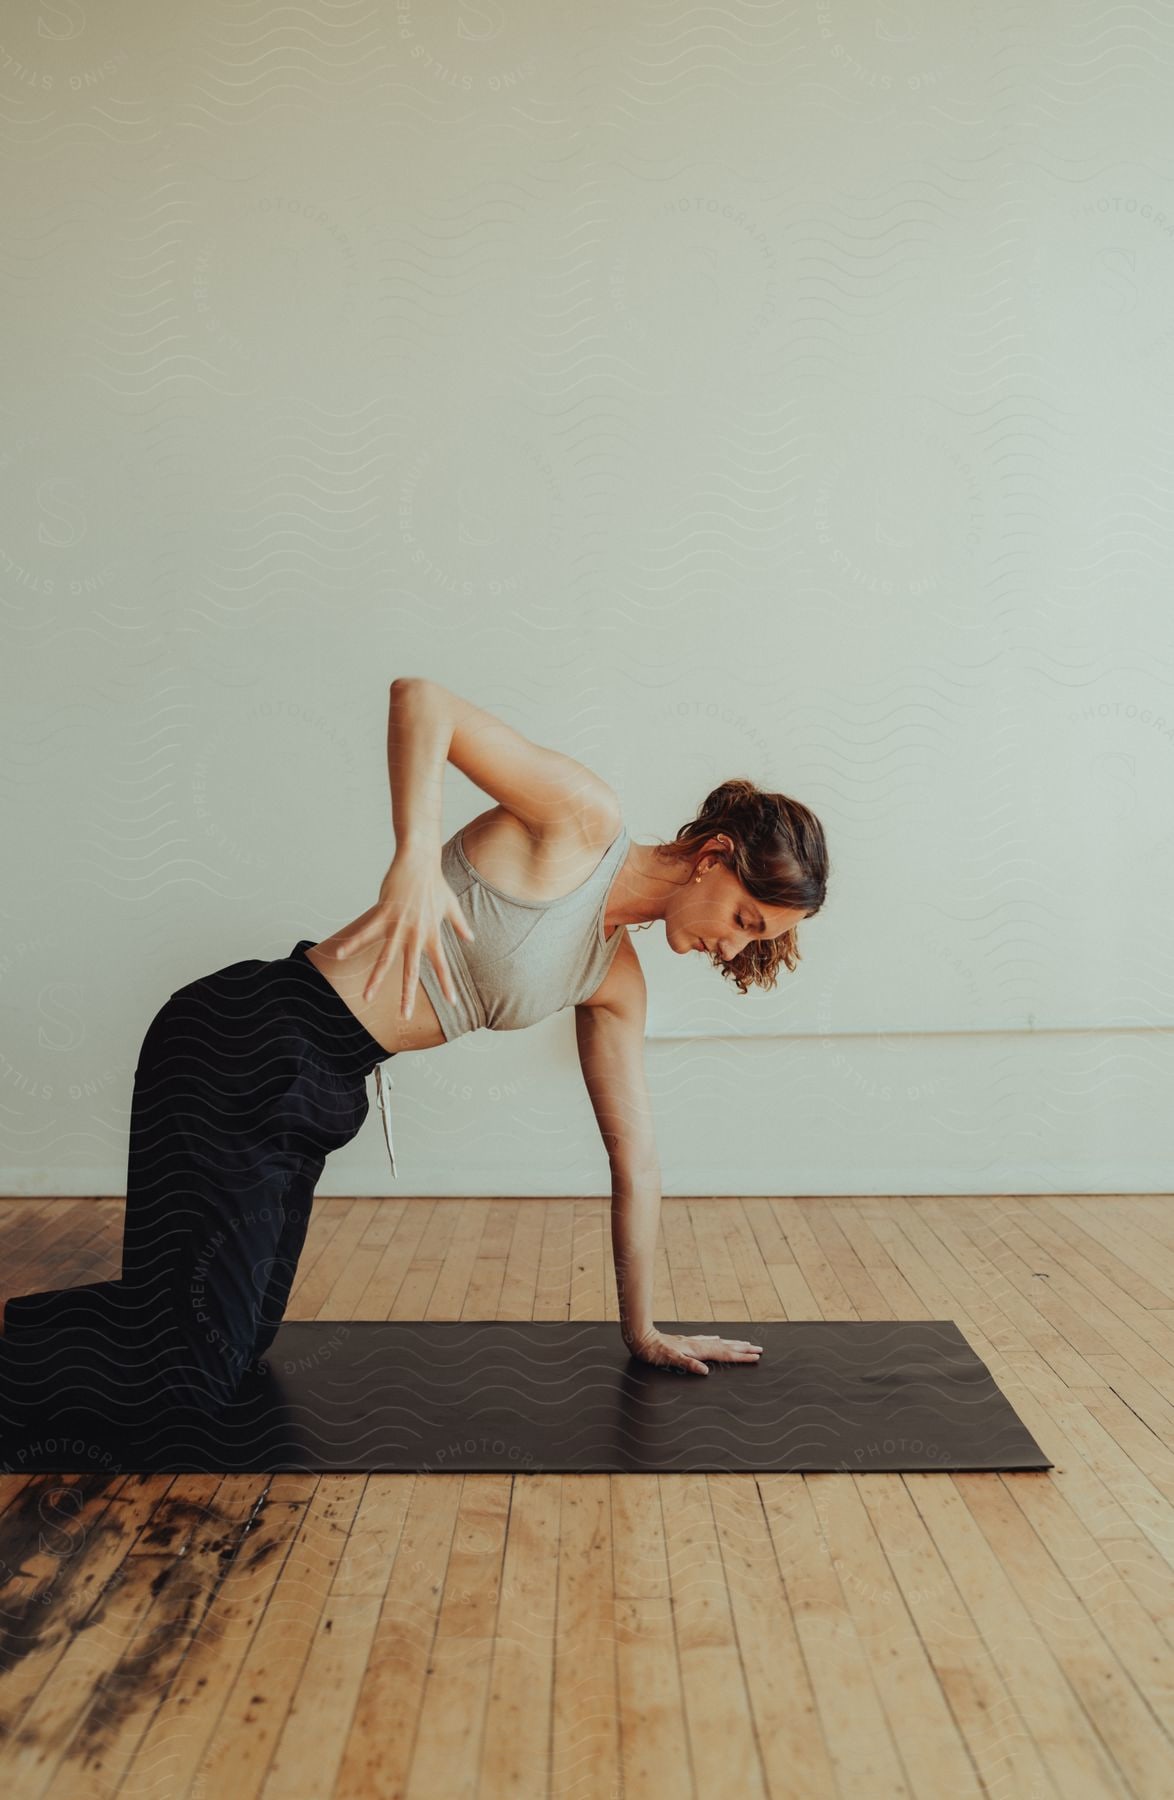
575 984 701 1364
575 969 763 1378
610 1162 661 1349
574 963 662 1344
610 1167 763 1373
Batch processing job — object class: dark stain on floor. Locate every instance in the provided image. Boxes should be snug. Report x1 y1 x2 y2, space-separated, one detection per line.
1 1476 289 1777
0 1474 124 1674
62 1488 280 1770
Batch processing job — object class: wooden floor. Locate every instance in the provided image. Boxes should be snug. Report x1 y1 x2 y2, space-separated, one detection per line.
0 1193 1171 1800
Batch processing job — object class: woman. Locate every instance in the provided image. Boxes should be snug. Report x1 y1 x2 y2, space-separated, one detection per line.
0 678 829 1434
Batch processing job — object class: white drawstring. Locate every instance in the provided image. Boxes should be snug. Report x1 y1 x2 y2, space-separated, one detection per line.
374 1062 397 1180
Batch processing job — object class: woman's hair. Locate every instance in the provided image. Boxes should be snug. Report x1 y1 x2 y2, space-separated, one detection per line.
642 777 830 994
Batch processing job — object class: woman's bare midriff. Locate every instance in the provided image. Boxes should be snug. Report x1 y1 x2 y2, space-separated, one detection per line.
302 804 622 1057
302 936 448 1055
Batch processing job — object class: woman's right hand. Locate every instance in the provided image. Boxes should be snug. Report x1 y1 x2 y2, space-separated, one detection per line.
332 848 475 1015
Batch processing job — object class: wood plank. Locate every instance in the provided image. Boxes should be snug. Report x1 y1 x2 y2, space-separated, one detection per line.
313 1200 389 1323
772 1201 858 1319
1034 1390 1174 1582
833 1200 933 1322
569 1198 607 1321
281 1199 361 1323
908 1473 1129 1797
610 1467 692 1797
1085 1353 1174 1445
689 1199 745 1317
660 1202 711 1324
804 1204 894 1321
1054 1199 1174 1299
331 1475 464 1800
982 1203 1174 1385
427 1200 494 1321
550 1474 621 1798
724 1201 785 1322
953 1200 1174 1390
660 1474 768 1796
116 1483 315 1797
1019 1200 1172 1313
808 1470 982 1797
392 1201 465 1322
352 1193 435 1322
0 1473 175 1744
287 1195 364 1304
477 1475 561 1799
737 1197 792 1270
912 1200 1112 1391
497 1198 546 1325
1120 1197 1174 1253
405 1634 496 1799
757 1472 911 1796
36 1475 263 1799
709 1473 840 1797
995 1461 1174 1715
357 1197 408 1249
856 1471 1059 1798
192 1477 369 1799
461 1200 515 1323
611 1475 670 1602
1078 1390 1174 1508
614 1594 694 1798
3 1479 219 1798
954 1469 1171 1798
951 1351 1174 1643
533 1199 574 1323
262 1590 382 1794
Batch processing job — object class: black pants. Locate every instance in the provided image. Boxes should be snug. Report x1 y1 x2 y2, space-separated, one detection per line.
0 939 392 1431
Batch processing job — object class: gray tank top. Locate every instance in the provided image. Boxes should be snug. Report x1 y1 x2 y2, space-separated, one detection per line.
416 819 631 1040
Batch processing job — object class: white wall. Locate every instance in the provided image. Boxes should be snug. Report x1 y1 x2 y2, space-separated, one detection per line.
2 5 1171 1198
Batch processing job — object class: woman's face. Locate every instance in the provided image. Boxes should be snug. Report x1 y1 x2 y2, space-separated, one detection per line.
666 835 807 963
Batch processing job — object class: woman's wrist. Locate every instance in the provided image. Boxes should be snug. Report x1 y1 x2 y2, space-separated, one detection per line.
392 836 441 864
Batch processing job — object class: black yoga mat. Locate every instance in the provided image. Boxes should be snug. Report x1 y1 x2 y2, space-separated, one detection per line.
0 1319 1051 1475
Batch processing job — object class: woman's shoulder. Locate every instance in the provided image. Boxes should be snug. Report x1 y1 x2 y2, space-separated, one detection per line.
459 801 622 907
576 926 645 1019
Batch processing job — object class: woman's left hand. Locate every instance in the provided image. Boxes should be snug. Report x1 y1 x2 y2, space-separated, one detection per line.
624 1327 764 1374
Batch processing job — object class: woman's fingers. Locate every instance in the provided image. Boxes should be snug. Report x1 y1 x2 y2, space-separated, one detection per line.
346 922 457 1012
362 946 394 1004
685 1336 763 1362
633 1330 763 1376
334 903 386 959
401 944 420 1018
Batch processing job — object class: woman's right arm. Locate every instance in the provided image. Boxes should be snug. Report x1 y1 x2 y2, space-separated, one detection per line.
395 675 619 837
334 677 617 1015
385 676 452 858
331 680 474 1015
